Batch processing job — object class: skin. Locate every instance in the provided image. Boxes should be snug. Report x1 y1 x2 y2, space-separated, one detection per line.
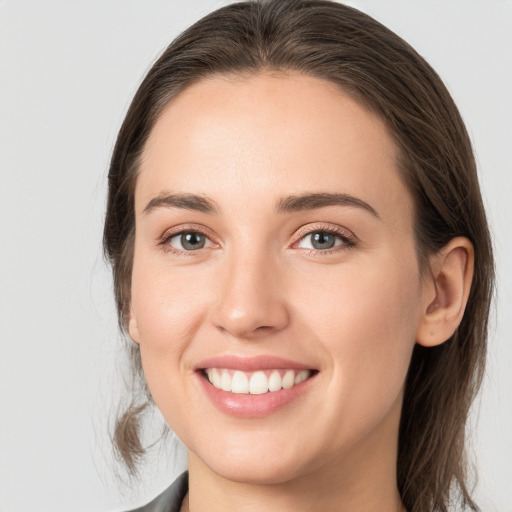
128 72 474 512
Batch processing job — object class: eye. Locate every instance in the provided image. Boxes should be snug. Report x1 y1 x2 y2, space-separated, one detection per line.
166 231 213 251
297 231 342 250
295 227 355 252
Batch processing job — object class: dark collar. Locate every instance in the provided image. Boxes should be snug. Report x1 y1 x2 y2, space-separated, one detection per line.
128 471 188 512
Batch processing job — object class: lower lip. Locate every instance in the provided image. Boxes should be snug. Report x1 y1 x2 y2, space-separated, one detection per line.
196 371 317 418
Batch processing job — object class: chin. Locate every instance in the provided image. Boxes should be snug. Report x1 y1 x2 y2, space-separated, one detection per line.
209 458 305 485
192 436 313 485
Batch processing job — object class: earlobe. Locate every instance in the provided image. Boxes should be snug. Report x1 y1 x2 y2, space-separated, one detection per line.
416 237 474 347
128 305 141 344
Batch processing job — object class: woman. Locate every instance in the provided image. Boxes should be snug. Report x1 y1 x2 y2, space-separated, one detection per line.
103 1 494 511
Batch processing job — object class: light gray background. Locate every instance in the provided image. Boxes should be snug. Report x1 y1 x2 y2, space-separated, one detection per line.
0 1 511 511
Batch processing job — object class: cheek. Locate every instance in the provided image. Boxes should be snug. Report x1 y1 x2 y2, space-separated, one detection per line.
288 253 423 450
353 260 421 347
298 253 422 392
130 265 211 443
131 262 207 352
129 253 212 411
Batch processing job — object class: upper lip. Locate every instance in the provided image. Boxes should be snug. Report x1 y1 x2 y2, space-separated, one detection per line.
196 355 316 372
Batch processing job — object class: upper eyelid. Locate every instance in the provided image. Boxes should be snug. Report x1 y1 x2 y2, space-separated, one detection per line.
160 223 218 243
292 223 356 241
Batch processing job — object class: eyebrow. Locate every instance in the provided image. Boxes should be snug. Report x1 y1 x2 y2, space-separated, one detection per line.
143 192 220 215
275 192 380 218
143 191 379 218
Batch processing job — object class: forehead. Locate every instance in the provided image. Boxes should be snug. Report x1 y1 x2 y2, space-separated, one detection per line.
136 71 413 223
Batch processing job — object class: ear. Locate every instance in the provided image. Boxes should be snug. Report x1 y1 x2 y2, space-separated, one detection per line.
416 237 474 347
128 304 141 344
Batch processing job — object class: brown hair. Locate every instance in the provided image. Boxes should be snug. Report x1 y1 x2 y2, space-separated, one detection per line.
103 1 494 510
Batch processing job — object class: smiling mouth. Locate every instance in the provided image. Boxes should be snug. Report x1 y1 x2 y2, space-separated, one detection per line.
201 368 317 395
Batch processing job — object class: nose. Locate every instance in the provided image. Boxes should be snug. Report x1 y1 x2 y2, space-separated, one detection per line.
210 251 290 339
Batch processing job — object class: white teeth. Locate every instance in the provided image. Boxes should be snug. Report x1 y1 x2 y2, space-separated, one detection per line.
282 370 295 389
295 370 310 385
221 371 232 392
205 368 313 394
268 370 282 392
249 371 268 395
212 369 221 389
231 371 249 394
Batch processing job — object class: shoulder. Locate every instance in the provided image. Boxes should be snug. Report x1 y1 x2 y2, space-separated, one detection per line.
127 471 188 512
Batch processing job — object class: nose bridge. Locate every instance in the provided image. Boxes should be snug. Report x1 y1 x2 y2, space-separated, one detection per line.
212 240 289 338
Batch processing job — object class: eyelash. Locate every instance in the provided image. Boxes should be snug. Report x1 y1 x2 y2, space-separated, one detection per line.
159 224 217 256
292 224 356 256
159 224 356 257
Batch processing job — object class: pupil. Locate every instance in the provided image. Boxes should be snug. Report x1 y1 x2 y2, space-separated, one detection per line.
181 232 205 250
312 232 335 249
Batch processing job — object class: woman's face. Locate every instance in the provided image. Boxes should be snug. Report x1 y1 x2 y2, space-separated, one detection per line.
129 72 428 484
